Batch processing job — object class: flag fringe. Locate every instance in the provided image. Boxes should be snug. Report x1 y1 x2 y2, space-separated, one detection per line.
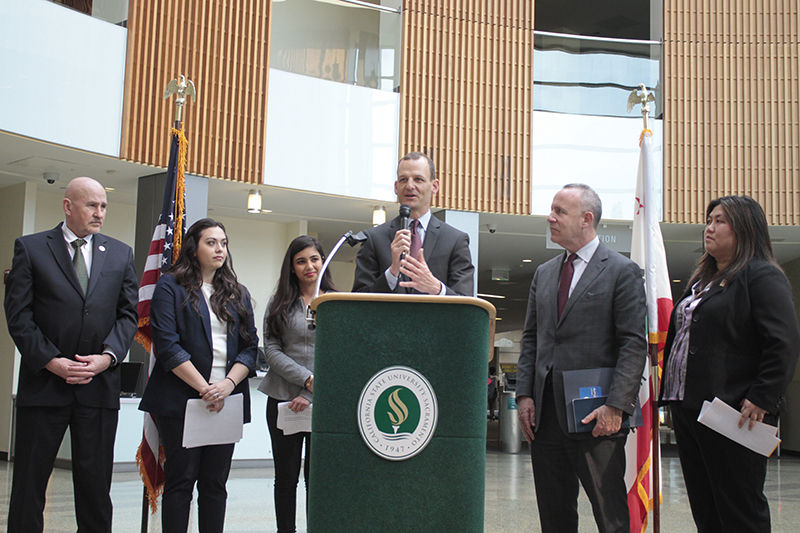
170 125 187 263
134 316 152 352
136 442 165 514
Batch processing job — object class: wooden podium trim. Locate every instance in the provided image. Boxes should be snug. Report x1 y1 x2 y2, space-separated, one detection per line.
311 293 497 360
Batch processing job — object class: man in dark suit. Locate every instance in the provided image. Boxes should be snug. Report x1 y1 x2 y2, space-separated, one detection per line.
516 184 646 533
4 177 138 532
352 152 474 296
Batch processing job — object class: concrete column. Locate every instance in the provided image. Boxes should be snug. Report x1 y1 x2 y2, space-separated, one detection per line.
285 220 308 244
433 209 479 296
0 182 37 456
131 173 208 393
779 256 800 452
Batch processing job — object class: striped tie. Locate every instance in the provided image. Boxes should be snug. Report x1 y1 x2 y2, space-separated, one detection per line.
410 219 422 259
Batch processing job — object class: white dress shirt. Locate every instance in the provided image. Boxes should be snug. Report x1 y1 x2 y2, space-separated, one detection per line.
201 282 229 383
62 223 94 275
565 235 600 297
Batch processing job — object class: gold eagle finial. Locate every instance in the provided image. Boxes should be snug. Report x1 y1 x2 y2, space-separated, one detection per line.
627 83 655 130
163 75 197 124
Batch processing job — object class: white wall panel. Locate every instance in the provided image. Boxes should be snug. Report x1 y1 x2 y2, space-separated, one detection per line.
0 0 126 156
531 111 663 221
264 69 399 202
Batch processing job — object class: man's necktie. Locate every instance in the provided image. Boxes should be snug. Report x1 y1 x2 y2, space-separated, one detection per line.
557 253 577 320
71 238 89 294
410 219 422 260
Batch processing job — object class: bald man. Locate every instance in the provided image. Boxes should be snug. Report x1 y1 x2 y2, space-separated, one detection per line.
5 177 138 532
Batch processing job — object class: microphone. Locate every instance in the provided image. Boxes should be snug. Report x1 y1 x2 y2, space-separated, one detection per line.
399 204 411 262
399 204 411 230
307 230 369 328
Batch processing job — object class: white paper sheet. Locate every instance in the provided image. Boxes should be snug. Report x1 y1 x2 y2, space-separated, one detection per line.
182 393 244 448
277 401 312 435
697 397 780 457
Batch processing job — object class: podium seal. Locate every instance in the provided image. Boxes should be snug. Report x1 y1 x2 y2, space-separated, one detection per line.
357 366 438 461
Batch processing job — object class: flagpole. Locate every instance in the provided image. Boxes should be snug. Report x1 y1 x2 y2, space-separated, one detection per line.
138 74 196 533
638 87 662 533
628 83 662 533
649 343 660 533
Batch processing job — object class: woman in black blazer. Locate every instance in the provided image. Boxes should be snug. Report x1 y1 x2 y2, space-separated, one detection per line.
660 196 800 533
140 218 258 533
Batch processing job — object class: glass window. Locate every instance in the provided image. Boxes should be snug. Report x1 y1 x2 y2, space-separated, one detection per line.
270 0 402 92
48 0 129 26
534 33 661 118
535 0 661 41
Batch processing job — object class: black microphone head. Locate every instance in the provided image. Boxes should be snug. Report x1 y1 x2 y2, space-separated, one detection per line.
399 204 411 218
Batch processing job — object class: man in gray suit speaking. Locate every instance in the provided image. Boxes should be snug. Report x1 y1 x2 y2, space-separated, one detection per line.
352 151 474 296
516 184 646 533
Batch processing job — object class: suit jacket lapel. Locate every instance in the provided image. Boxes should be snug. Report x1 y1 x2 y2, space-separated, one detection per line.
225 302 238 365
198 290 214 351
86 234 107 299
558 244 609 324
543 256 563 329
422 215 441 263
693 279 725 310
46 225 84 298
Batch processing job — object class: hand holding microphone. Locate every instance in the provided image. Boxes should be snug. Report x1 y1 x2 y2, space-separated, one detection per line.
399 204 411 261
390 205 412 278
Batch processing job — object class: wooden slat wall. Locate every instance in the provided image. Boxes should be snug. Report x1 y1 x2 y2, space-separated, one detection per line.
664 0 800 224
401 1 533 215
121 0 271 184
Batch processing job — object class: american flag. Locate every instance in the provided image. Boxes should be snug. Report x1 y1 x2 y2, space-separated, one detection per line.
135 123 187 512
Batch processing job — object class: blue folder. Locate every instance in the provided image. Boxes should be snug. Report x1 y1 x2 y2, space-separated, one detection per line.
562 367 644 433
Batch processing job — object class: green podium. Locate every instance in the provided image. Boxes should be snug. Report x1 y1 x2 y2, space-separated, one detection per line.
308 293 495 533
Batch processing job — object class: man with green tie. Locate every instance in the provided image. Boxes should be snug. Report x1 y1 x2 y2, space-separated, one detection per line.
4 177 138 532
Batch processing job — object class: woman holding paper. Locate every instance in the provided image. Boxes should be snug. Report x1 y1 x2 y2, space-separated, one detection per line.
661 196 800 532
259 235 335 533
139 218 258 533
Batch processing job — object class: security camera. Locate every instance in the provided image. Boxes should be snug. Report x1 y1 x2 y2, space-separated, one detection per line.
43 172 59 185
487 224 497 234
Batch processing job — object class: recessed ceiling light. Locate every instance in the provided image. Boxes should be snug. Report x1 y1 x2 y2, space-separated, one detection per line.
672 279 681 283
477 293 506 299
522 259 532 263
104 187 115 192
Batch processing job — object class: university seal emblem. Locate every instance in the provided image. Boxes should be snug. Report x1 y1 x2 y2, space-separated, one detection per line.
357 366 438 461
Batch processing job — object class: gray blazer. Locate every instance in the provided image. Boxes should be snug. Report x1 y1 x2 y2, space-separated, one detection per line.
352 215 475 296
516 243 646 438
258 297 313 402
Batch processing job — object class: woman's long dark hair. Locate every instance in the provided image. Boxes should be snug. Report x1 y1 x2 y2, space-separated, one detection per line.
267 235 335 342
689 195 779 288
169 218 253 343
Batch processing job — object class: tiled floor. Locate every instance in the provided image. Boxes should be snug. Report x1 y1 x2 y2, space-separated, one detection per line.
0 441 798 532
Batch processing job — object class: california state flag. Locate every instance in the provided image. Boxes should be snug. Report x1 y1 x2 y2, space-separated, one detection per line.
627 129 673 533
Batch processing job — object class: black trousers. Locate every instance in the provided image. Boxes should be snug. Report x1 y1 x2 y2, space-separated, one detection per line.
671 403 770 533
8 404 118 533
266 397 310 533
530 381 629 533
156 416 235 533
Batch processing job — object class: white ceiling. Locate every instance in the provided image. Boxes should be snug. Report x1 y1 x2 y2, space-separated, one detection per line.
3 130 800 333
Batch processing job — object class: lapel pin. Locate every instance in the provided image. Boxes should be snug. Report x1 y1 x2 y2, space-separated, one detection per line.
98 245 106 252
